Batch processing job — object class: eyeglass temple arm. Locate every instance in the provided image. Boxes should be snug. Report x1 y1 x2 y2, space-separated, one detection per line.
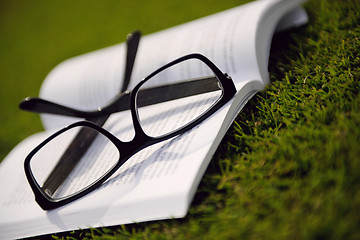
121 31 140 92
19 30 141 119
40 125 103 197
19 76 221 119
36 31 141 197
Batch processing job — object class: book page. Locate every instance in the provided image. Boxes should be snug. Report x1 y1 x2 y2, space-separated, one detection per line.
39 0 307 131
39 0 284 130
0 80 260 240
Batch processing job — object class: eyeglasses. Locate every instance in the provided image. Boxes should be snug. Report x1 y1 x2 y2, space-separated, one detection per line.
21 32 236 210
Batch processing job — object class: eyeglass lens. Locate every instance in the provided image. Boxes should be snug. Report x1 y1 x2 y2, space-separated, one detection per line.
29 126 120 199
137 58 223 137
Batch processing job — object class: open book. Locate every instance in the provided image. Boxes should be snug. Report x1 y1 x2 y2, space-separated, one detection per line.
0 0 307 239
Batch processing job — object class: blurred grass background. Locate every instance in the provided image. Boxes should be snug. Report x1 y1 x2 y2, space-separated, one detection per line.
1 0 360 239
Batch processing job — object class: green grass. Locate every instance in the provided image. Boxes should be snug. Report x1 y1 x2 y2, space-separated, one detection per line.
1 0 360 239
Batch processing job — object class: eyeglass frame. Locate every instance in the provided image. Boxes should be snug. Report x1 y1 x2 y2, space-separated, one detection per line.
24 53 237 210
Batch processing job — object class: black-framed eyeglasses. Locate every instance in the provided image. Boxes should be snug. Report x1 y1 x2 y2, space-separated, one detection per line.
21 32 236 210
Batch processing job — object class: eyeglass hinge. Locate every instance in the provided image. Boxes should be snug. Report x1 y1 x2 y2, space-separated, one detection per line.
224 73 232 80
